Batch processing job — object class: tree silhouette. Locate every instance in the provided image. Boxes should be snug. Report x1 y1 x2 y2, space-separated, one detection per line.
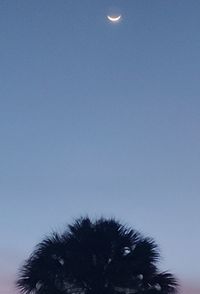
17 217 178 294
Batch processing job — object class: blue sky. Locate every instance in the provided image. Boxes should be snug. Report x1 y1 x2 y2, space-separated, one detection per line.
0 1 200 292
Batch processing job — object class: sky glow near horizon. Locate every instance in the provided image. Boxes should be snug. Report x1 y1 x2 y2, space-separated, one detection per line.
0 1 200 293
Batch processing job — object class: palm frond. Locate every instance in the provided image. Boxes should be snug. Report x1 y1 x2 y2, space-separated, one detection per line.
17 217 178 294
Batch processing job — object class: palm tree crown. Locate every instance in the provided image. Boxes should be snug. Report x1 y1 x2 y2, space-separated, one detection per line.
17 217 178 294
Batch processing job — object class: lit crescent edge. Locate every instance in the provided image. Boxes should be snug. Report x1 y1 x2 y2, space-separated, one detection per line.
107 15 121 22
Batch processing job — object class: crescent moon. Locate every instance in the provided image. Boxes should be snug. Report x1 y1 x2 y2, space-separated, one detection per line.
107 15 122 22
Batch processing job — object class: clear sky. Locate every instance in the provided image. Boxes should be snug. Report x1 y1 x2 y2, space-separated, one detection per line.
0 1 200 293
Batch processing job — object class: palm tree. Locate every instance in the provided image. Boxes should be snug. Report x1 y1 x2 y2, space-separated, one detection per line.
17 217 178 294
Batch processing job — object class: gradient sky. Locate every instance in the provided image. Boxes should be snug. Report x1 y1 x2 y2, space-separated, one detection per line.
0 1 200 293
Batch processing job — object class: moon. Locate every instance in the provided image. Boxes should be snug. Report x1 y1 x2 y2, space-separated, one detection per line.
107 15 122 23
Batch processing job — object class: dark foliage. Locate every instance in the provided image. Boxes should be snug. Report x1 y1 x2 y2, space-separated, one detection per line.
17 217 178 294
